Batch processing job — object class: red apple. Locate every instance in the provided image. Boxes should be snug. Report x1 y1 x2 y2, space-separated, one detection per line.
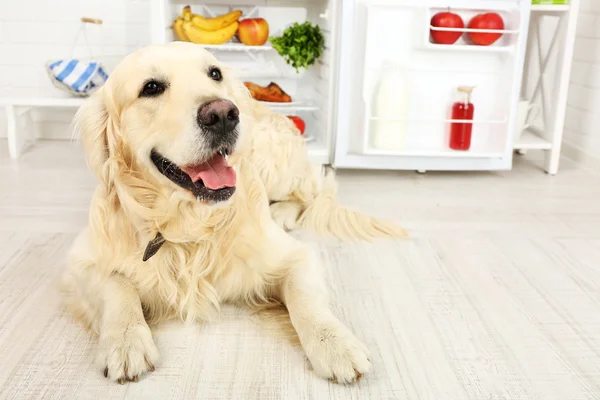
430 11 464 45
468 13 504 46
287 116 305 135
238 18 269 46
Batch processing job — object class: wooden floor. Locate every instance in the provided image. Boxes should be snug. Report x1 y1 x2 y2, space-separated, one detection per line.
1 140 599 400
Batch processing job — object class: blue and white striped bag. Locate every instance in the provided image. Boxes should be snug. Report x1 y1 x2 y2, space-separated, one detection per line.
46 59 109 97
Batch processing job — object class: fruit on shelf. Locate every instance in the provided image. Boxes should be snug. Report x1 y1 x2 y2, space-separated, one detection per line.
191 10 242 31
468 12 505 46
173 18 189 41
182 5 192 19
173 6 242 44
183 21 239 45
244 82 292 103
237 18 269 46
430 11 464 45
287 116 305 135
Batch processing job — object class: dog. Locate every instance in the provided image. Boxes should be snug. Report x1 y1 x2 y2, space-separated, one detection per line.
60 42 407 385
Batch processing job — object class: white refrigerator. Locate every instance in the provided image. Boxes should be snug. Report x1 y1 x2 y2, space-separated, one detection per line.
150 0 531 171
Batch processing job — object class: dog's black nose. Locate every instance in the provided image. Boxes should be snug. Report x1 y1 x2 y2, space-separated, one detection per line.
197 99 239 133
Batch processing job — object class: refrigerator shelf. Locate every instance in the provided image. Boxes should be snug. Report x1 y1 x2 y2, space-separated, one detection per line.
198 42 273 52
363 148 505 158
369 117 508 124
427 25 519 53
429 25 519 35
423 42 514 53
260 101 320 112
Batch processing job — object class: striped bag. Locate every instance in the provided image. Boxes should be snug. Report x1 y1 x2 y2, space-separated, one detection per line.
45 17 109 97
46 59 108 96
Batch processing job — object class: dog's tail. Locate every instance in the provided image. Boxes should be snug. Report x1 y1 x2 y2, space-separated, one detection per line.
298 196 408 241
298 172 407 241
268 170 408 241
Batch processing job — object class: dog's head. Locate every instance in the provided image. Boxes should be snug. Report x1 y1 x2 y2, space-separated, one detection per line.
76 42 252 205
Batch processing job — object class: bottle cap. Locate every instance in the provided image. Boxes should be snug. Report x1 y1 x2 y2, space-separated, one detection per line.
458 86 476 93
457 86 475 104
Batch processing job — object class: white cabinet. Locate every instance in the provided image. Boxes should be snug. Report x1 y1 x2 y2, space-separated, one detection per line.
333 0 532 171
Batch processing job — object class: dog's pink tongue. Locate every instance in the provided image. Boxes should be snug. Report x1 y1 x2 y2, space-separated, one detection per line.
181 153 236 190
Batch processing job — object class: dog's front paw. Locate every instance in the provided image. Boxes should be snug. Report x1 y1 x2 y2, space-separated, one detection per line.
304 323 371 384
97 323 159 384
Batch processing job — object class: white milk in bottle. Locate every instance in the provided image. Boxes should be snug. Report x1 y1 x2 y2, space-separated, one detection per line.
370 61 409 151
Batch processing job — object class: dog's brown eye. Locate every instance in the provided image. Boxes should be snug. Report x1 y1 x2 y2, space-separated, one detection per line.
140 81 166 97
208 67 222 82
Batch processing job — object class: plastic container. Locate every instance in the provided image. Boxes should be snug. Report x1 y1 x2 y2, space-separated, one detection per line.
370 61 409 151
449 86 475 151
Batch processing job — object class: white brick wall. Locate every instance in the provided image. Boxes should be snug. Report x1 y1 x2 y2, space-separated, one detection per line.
0 0 151 138
564 0 600 164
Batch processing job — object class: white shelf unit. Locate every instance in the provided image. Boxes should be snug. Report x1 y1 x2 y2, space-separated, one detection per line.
334 0 532 172
514 128 552 150
518 1 580 174
149 0 341 165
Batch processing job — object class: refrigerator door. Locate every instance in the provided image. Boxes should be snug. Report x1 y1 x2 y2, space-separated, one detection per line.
333 0 531 171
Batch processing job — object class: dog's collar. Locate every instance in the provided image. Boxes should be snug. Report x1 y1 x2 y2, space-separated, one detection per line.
143 232 166 262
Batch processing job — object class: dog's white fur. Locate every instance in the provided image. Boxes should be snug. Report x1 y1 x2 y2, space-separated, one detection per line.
60 42 406 384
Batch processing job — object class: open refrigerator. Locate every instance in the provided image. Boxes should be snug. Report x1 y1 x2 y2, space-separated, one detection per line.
335 0 532 171
149 0 341 165
149 0 532 171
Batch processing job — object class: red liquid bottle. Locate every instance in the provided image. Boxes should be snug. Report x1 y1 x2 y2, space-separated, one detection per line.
450 86 475 151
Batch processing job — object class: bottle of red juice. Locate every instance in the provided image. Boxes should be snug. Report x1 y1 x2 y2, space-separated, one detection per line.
449 86 475 151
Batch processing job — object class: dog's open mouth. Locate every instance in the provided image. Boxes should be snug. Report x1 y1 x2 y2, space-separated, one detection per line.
150 148 236 202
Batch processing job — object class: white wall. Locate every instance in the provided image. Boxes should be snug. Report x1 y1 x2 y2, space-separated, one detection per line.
0 0 151 138
563 0 600 167
2 0 598 166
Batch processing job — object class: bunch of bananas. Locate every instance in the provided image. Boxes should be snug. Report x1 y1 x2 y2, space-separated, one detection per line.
173 6 242 45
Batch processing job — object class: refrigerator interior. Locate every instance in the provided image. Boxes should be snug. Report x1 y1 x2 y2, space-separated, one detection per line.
335 0 529 171
152 0 339 164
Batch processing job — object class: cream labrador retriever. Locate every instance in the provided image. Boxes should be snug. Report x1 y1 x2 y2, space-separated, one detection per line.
60 42 406 385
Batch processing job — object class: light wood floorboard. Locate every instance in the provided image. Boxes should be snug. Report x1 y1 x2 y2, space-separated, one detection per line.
0 140 599 400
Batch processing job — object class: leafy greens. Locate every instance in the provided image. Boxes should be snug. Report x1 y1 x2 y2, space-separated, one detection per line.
270 22 325 73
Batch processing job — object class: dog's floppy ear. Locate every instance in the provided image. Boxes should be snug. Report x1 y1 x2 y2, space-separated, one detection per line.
74 88 111 180
74 86 124 183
